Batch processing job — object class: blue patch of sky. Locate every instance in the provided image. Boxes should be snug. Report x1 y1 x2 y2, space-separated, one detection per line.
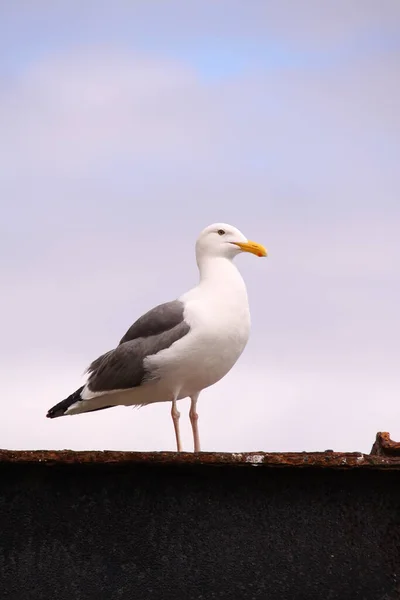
0 20 307 80
2 4 398 83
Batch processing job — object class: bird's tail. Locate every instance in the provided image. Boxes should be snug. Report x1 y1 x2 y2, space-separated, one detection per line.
46 386 85 418
46 386 115 418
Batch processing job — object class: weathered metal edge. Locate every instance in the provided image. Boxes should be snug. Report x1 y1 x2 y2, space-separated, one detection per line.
1 433 399 469
0 452 397 469
370 431 400 456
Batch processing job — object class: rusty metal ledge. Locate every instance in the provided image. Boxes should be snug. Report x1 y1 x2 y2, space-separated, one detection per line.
1 432 400 469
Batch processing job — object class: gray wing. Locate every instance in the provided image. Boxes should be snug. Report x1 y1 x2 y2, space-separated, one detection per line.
86 300 190 393
118 300 187 345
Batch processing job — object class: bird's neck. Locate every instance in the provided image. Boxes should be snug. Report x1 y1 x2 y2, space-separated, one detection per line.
197 256 247 295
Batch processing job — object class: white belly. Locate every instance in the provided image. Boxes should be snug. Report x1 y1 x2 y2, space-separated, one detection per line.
179 330 248 397
145 290 251 399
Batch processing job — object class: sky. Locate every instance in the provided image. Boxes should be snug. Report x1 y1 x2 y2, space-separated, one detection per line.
1 1 400 453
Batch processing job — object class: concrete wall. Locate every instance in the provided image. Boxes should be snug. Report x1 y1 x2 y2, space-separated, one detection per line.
1 454 400 599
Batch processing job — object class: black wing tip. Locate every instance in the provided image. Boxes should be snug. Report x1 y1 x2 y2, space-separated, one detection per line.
46 385 85 420
46 407 64 419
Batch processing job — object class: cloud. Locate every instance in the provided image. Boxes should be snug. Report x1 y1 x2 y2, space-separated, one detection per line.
2 36 399 180
0 52 223 177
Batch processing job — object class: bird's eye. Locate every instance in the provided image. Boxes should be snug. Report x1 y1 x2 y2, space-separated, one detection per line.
217 229 225 236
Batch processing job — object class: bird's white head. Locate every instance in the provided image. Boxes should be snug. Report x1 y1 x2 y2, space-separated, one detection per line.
195 223 267 262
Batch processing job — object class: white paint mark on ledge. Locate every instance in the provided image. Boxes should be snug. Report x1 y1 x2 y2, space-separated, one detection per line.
245 454 264 466
232 453 243 460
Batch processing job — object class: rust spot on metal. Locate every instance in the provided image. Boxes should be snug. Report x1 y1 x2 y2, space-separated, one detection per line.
370 431 400 457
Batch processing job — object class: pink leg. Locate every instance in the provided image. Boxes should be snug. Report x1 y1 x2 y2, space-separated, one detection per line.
189 394 201 453
171 399 182 452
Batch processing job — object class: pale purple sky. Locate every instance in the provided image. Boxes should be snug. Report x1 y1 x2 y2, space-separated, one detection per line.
1 1 400 452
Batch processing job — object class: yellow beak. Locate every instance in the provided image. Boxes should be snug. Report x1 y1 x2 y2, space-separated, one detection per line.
233 240 268 257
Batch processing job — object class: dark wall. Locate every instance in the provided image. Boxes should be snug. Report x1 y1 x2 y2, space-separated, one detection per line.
1 462 400 600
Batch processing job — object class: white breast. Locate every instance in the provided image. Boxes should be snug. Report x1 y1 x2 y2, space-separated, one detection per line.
146 257 251 398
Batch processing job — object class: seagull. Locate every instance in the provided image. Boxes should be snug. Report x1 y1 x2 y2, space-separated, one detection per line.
46 223 267 452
